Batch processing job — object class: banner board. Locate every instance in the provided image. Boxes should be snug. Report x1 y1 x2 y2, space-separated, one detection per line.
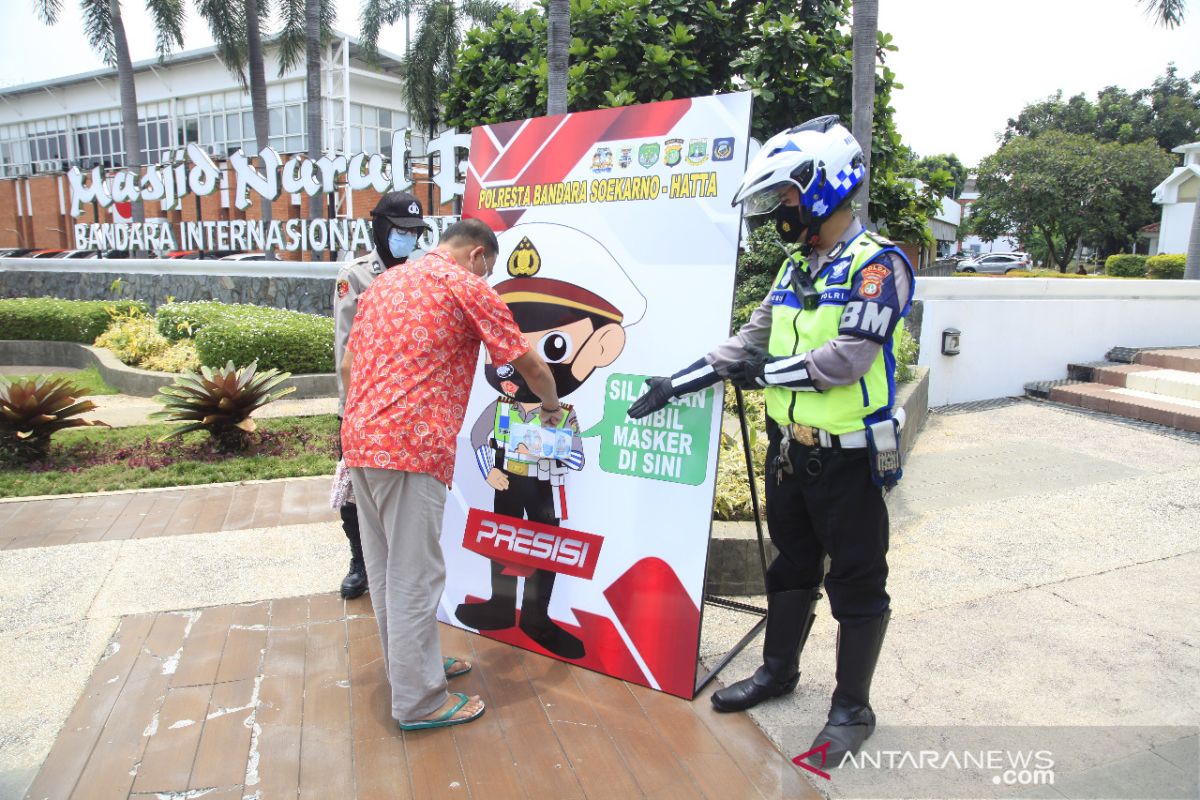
438 92 751 698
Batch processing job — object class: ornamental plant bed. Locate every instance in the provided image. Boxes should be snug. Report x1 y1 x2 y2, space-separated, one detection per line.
1 414 337 498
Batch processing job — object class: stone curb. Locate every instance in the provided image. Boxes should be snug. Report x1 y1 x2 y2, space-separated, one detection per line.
0 473 332 504
704 367 929 597
0 339 336 399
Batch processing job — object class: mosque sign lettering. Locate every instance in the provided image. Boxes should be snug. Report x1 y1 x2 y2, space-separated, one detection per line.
65 129 470 253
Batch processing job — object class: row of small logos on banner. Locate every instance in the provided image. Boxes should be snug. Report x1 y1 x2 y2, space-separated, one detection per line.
592 137 736 173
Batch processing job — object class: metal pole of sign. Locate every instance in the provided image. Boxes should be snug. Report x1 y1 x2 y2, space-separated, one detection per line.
695 386 770 695
194 194 204 258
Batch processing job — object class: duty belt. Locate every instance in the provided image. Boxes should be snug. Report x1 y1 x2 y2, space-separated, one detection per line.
787 423 868 449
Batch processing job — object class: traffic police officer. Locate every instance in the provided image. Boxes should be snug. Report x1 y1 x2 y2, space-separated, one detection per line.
628 116 914 764
333 191 430 598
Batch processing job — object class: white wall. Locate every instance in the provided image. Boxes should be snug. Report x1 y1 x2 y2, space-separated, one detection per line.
915 278 1200 406
1158 201 1195 254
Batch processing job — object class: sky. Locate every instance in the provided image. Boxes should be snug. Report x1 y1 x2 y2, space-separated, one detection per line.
0 0 1197 166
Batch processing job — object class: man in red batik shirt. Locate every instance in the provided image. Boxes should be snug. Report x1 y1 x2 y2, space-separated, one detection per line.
341 219 562 731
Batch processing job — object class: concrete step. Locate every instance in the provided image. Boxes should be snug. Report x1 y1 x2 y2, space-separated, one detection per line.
1047 381 1200 432
1134 347 1200 374
1023 378 1082 400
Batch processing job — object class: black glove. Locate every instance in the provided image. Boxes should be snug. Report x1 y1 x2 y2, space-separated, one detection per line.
728 345 771 390
627 376 674 419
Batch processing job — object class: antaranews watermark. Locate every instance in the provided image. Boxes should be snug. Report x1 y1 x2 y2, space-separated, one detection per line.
783 725 1198 799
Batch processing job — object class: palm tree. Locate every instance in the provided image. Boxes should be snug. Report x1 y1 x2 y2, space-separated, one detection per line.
361 0 502 211
197 0 273 234
547 0 570 115
850 0 878 226
277 0 335 223
1141 0 1187 25
35 0 186 226
1141 0 1197 278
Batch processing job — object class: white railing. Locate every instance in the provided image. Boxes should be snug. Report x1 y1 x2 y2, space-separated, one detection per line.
0 256 343 279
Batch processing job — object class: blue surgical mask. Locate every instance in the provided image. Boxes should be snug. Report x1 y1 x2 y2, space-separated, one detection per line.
388 229 418 259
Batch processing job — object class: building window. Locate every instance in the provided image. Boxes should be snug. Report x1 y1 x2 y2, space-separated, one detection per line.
333 103 398 157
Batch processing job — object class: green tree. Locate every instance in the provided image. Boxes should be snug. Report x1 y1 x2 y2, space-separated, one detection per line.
851 0 878 225
970 131 1173 271
901 152 968 199
362 0 502 210
1003 66 1199 152
1140 0 1187 26
276 0 335 222
197 0 274 236
36 0 186 226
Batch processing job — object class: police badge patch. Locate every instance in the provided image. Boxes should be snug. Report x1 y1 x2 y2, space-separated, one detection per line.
336 279 350 298
712 137 734 161
859 263 890 299
664 139 684 168
638 143 660 168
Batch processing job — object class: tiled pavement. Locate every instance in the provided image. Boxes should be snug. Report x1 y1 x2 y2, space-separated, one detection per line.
24 593 813 800
0 477 338 550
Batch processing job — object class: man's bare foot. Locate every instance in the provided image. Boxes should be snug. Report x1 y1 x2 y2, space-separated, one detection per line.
417 693 484 722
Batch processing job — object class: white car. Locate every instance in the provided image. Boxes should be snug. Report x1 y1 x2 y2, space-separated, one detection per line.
219 253 268 261
959 252 1032 274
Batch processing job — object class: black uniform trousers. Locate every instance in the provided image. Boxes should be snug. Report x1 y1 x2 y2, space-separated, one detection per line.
495 472 558 526
763 420 890 626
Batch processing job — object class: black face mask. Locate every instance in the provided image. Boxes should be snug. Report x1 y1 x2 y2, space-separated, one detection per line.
485 361 586 403
773 204 806 244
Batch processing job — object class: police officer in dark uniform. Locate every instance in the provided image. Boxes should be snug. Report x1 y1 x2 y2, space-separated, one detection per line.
628 116 914 764
333 191 429 598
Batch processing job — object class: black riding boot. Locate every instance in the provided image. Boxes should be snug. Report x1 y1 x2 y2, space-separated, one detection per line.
455 560 519 630
807 611 890 767
339 503 368 599
711 587 821 712
519 569 585 659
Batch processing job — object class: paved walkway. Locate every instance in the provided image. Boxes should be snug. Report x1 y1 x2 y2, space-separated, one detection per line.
701 399 1200 797
2 399 1198 799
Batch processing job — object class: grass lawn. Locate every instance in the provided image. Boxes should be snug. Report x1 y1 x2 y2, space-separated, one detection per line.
1 414 337 498
2 366 120 395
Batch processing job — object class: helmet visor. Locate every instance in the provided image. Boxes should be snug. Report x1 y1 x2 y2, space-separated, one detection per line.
738 160 818 216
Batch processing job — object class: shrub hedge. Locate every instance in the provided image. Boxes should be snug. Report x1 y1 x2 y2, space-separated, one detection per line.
156 302 334 374
1146 253 1186 280
1103 254 1148 277
0 298 147 343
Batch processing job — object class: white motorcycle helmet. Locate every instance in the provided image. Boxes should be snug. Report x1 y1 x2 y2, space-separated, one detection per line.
732 115 865 226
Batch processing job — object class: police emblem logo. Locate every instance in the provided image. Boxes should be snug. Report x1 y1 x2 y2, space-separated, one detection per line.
687 138 708 165
664 138 684 168
590 147 614 173
408 202 420 214
507 236 541 277
638 143 660 168
336 279 350 298
712 137 734 162
618 147 633 169
859 263 890 299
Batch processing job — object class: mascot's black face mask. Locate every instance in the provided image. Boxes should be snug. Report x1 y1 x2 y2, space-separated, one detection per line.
484 361 586 404
773 204 807 244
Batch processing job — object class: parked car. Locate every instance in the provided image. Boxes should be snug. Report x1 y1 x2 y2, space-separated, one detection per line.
219 252 267 261
958 252 1032 274
0 248 36 258
62 249 100 259
28 249 68 258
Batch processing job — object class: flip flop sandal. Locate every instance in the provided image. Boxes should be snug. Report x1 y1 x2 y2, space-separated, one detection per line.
398 692 485 731
444 657 472 679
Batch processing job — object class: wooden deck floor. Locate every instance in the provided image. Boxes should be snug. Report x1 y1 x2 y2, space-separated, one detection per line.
0 477 338 550
24 593 818 800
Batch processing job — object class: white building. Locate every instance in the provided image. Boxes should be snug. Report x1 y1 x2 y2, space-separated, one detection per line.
0 32 411 176
1151 142 1199 255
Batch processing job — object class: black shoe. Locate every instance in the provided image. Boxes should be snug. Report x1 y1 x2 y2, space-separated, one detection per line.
807 611 890 766
519 570 585 659
340 558 368 599
455 560 518 630
712 587 821 712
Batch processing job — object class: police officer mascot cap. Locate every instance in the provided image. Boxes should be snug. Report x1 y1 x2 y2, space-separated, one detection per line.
732 115 866 253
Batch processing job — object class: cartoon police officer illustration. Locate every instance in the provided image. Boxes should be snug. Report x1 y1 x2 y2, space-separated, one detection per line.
455 223 645 660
